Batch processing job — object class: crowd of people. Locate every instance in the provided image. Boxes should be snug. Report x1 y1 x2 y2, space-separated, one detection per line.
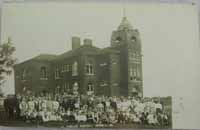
3 92 171 127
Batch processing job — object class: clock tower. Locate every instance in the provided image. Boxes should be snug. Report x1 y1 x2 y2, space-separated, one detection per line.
111 16 143 97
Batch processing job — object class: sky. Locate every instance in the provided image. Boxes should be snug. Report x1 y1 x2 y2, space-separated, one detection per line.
1 1 200 129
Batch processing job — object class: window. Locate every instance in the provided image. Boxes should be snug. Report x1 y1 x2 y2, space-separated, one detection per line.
22 69 28 80
40 66 47 80
112 83 119 86
62 64 70 72
61 66 65 72
87 83 94 95
100 81 108 87
86 63 94 75
64 82 70 92
130 67 134 81
63 83 66 92
72 61 78 76
133 65 137 80
66 65 70 72
115 36 122 43
23 86 27 92
130 64 141 81
131 87 138 96
131 36 137 42
73 82 79 95
132 87 137 93
56 85 60 93
88 83 93 91
63 82 71 93
133 52 136 58
136 52 141 58
136 64 141 80
130 52 136 60
67 83 70 92
111 61 117 65
100 62 107 67
55 67 60 79
111 58 117 65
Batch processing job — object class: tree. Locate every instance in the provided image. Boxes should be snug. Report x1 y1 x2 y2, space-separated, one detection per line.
0 37 17 95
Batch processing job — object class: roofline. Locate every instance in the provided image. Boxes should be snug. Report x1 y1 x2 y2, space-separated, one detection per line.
14 54 57 67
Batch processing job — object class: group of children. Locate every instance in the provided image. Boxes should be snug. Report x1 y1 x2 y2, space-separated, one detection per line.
15 93 170 127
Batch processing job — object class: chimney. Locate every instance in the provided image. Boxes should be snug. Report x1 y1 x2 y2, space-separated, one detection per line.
83 38 92 46
72 36 81 50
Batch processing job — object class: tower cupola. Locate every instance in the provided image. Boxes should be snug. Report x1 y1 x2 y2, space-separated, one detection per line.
118 17 133 31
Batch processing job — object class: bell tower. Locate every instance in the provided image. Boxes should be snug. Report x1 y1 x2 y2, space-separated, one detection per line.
110 16 143 97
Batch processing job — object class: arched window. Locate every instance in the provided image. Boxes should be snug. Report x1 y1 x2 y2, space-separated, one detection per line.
131 87 138 97
115 36 122 43
131 36 137 42
72 61 78 76
132 87 137 93
40 66 47 79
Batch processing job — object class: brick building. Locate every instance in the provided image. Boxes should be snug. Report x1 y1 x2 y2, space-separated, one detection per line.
14 16 143 97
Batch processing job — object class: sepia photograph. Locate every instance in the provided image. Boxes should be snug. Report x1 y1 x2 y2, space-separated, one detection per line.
0 0 200 129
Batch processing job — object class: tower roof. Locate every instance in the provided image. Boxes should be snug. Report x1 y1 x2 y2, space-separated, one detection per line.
117 17 133 31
